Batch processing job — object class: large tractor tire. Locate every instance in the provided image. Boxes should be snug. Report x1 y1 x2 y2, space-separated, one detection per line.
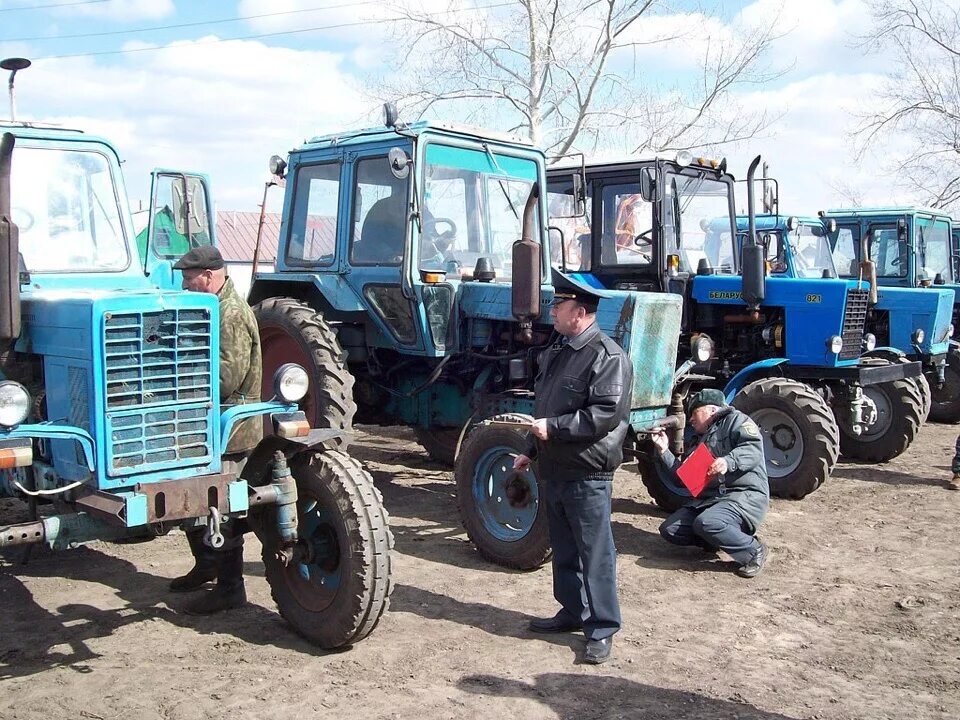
732 378 839 499
253 298 356 447
838 370 924 462
914 371 932 423
636 451 688 513
454 414 551 570
259 450 393 649
929 350 960 423
413 427 460 466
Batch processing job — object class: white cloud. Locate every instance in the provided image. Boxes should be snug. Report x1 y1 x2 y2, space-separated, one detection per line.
6 37 370 210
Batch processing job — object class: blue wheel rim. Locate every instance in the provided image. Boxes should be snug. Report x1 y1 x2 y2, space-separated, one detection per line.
285 499 342 611
472 446 540 542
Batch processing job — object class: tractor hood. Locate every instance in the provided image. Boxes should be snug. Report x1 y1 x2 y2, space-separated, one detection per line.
875 285 953 355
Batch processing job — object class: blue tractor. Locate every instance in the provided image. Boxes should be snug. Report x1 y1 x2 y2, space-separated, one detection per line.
0 106 392 647
546 156 922 510
247 109 683 569
822 207 960 422
736 213 954 426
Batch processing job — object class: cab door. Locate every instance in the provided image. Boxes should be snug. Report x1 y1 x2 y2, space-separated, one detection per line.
142 170 216 290
341 144 426 352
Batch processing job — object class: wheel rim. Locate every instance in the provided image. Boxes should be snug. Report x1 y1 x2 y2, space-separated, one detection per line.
259 324 315 421
283 498 342 612
751 407 804 477
858 386 893 441
472 447 539 542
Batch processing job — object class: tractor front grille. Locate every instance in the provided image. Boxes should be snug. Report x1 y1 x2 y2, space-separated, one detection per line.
102 308 214 476
840 288 869 360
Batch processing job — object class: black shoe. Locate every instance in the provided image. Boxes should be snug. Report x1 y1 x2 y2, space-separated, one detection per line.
528 613 583 634
736 541 768 579
584 637 613 664
183 582 247 615
169 565 218 593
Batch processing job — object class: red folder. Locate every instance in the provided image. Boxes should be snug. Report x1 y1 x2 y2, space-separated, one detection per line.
676 443 716 497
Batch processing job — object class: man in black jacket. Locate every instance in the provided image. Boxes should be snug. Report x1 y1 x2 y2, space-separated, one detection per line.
651 389 770 578
513 270 633 665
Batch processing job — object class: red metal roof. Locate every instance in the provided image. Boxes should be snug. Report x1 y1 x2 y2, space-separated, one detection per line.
216 211 336 263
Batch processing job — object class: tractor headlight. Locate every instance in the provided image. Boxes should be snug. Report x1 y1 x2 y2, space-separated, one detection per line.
949 324 955 339
0 381 30 428
273 364 309 403
912 329 925 345
268 154 287 178
864 333 877 352
828 335 843 354
675 150 692 167
691 334 714 363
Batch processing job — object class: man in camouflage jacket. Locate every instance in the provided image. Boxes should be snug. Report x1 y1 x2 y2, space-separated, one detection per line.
170 246 262 614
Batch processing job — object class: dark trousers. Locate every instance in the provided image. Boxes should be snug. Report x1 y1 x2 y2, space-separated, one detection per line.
545 477 621 641
659 502 759 565
183 454 248 587
952 434 960 475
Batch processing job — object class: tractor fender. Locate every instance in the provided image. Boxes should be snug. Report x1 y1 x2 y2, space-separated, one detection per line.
218 401 299 451
241 431 351 488
722 358 789 402
864 346 908 362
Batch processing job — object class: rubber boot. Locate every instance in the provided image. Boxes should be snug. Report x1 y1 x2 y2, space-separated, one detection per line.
169 528 218 593
184 545 247 615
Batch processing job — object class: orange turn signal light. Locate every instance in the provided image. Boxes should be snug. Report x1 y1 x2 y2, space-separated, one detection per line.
0 446 32 469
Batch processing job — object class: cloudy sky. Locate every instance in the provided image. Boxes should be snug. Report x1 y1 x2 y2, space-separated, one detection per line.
0 0 939 218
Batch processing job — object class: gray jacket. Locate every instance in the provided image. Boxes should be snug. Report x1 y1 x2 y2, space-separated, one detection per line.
658 406 769 531
525 322 633 480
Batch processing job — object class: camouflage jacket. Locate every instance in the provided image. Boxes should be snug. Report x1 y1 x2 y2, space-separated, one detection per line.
218 277 262 454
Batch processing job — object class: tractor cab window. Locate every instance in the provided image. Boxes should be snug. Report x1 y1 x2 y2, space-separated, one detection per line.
547 178 592 271
788 223 836 278
871 225 909 278
917 216 952 284
832 225 859 277
351 157 407 266
420 144 539 280
663 171 735 274
286 161 339 266
11 145 129 273
598 183 653 267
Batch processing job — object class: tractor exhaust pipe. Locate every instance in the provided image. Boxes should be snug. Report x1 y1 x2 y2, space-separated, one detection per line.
512 182 542 343
0 131 21 342
741 155 765 310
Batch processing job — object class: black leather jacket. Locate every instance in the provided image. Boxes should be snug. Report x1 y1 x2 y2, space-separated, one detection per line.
524 322 633 480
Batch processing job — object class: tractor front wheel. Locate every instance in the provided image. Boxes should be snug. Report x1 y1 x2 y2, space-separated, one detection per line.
258 450 393 649
929 350 960 423
732 378 839 499
636 451 689 513
838 372 924 462
454 414 551 569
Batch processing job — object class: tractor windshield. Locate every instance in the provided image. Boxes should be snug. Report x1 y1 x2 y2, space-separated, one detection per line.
787 223 836 278
663 171 735 274
916 216 952 284
421 144 540 280
11 145 129 273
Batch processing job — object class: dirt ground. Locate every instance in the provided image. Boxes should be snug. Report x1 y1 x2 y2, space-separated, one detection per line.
1 420 958 720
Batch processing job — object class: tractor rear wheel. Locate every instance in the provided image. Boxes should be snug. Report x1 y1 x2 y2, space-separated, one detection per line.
413 427 460 466
258 450 393 649
929 350 960 423
455 414 551 569
838 370 924 462
253 298 356 447
732 378 839 499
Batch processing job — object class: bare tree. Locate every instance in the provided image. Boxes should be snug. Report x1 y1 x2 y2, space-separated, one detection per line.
858 0 960 209
375 0 785 159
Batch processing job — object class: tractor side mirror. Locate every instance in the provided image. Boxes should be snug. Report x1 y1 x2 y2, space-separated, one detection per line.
786 216 798 231
571 172 586 216
172 175 210 237
639 166 658 202
388 147 411 180
897 217 908 243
